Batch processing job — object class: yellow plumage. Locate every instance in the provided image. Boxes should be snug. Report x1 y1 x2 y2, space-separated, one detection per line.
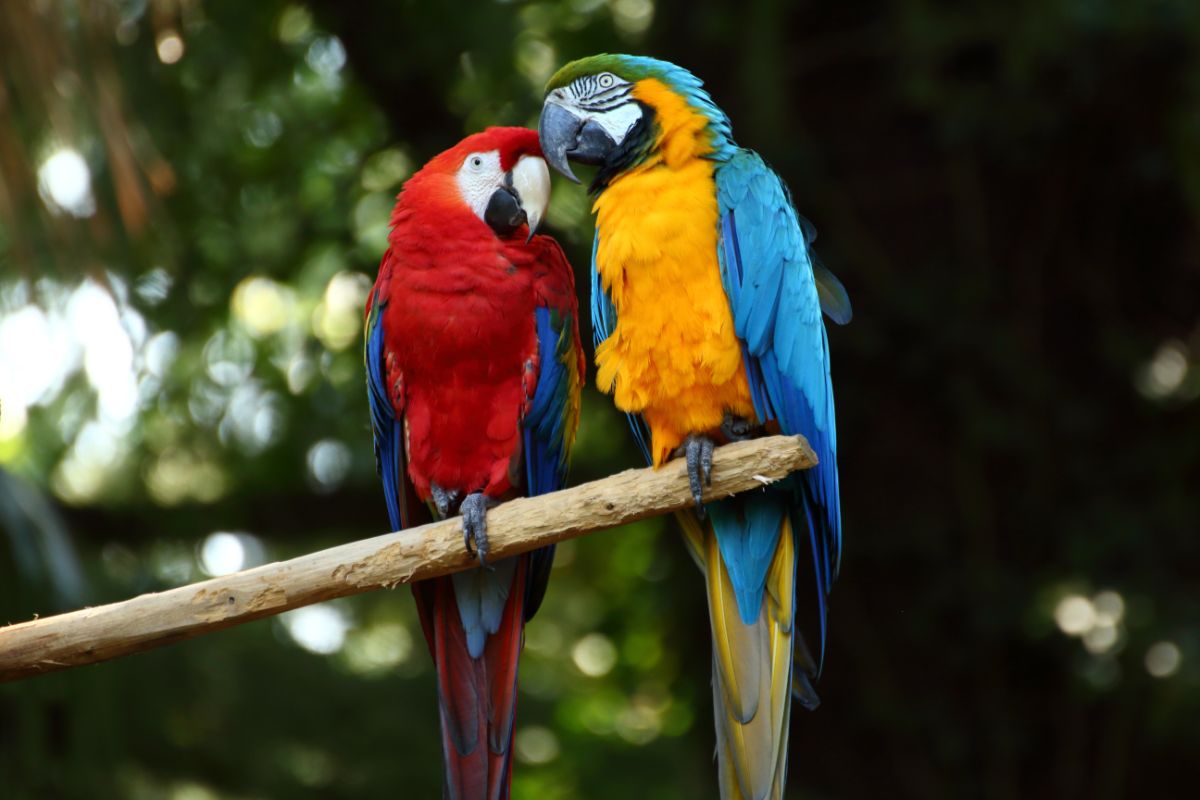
679 511 794 800
592 79 756 465
596 77 794 800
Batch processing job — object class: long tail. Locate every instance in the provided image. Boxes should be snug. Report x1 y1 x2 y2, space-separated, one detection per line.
412 555 528 800
679 511 806 800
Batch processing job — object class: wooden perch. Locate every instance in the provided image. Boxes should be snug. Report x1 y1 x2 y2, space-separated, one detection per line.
0 435 816 682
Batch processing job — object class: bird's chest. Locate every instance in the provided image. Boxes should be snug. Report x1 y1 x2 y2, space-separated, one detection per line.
383 260 538 495
389 262 534 379
593 162 753 442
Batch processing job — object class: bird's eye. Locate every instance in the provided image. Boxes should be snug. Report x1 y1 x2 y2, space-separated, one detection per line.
598 73 614 88
470 156 483 168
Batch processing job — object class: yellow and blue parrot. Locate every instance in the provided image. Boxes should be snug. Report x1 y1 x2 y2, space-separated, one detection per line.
538 55 851 799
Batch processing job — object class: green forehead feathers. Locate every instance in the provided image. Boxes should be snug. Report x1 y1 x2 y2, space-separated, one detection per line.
544 54 656 93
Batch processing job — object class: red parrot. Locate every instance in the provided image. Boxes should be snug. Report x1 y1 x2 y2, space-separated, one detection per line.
364 127 584 799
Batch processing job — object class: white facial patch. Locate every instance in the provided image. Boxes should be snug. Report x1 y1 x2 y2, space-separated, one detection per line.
588 102 643 146
455 150 504 221
554 72 644 147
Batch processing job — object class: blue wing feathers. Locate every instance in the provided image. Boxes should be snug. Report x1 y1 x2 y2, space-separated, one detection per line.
589 233 613 351
366 295 406 532
715 150 844 660
525 307 572 497
521 304 583 621
590 230 653 464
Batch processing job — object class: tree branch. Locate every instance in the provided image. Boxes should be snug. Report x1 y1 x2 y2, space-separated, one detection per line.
0 436 815 682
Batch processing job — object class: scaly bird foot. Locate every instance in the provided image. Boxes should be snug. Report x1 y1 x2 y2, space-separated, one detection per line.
459 492 496 570
430 484 461 519
720 412 755 442
683 434 716 517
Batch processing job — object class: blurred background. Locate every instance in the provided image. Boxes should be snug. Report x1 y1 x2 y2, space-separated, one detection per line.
1 1 1198 797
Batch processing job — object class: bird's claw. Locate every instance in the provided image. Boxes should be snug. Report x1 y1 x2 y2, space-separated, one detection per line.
720 413 754 442
460 492 495 570
684 435 715 517
431 484 461 520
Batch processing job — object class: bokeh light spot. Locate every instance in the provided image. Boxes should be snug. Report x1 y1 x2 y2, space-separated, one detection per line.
306 35 346 77
1092 590 1125 626
232 276 293 337
1137 340 1189 400
572 633 617 677
156 30 185 64
307 439 351 491
616 701 661 745
1054 595 1095 636
1145 641 1182 678
200 532 247 576
360 148 412 192
313 271 372 351
277 5 313 44
612 0 654 36
283 605 350 655
515 726 560 765
1082 623 1119 655
343 622 413 676
38 148 95 217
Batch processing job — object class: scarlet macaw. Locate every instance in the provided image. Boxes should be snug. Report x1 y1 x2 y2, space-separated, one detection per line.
538 57 850 799
364 127 584 799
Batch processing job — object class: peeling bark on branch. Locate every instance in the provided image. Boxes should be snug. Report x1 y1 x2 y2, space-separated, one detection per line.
0 435 816 682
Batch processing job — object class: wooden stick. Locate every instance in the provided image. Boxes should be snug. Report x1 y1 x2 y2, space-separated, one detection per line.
0 435 815 682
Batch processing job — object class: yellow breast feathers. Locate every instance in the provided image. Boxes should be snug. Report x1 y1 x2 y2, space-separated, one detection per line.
593 79 755 465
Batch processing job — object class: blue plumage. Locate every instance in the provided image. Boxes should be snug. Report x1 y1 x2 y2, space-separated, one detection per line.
584 65 845 663
561 53 845 798
715 149 843 661
365 291 407 532
708 496 788 625
591 230 654 464
524 306 575 496
520 305 580 620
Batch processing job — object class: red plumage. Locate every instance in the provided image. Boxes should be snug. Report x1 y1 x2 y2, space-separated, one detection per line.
375 128 575 500
366 127 582 800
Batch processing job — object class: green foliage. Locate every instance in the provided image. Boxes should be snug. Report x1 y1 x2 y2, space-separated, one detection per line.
2 1 1198 798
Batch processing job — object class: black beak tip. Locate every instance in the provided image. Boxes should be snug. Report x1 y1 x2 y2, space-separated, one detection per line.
484 187 526 238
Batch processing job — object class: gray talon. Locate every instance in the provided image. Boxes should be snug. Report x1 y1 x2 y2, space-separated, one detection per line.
684 435 716 517
720 413 754 441
431 484 461 519
703 438 714 487
463 520 474 556
460 492 495 569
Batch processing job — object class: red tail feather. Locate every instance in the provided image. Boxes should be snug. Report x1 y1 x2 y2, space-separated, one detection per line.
412 556 529 800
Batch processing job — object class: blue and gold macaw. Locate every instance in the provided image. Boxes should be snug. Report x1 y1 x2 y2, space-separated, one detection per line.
538 55 851 799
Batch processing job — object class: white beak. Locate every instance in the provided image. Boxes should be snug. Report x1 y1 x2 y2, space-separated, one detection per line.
511 154 551 241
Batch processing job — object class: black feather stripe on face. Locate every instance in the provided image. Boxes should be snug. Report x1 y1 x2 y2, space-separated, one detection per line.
589 100 656 195
580 85 634 112
567 74 633 112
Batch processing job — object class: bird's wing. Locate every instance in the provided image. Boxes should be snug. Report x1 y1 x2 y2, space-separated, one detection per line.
364 248 429 533
589 229 654 463
520 237 585 619
714 149 844 662
796 211 853 326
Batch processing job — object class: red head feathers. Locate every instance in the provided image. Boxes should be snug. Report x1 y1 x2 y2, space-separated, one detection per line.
428 127 542 173
390 127 551 242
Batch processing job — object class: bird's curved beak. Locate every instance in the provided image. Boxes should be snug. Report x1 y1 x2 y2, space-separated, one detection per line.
485 155 551 242
538 99 617 184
